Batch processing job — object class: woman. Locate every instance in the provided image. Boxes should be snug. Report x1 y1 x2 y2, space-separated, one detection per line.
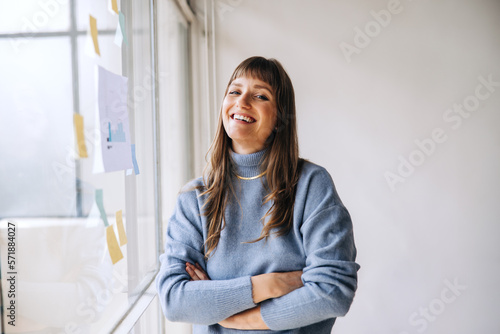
156 56 360 333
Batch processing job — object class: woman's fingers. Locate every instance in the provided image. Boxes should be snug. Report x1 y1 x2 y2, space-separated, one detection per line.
185 263 199 280
193 263 210 280
185 262 210 281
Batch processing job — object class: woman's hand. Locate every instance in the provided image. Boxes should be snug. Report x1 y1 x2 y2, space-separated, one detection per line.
251 270 303 303
219 306 269 330
185 262 210 281
272 270 304 297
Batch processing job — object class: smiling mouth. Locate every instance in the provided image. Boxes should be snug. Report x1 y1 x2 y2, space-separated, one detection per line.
232 114 256 123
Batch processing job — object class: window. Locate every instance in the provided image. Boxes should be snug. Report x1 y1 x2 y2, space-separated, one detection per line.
0 1 163 332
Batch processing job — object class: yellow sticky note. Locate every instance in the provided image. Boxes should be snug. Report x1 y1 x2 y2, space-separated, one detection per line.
116 210 128 246
106 225 124 264
111 0 119 14
89 15 100 56
73 113 88 158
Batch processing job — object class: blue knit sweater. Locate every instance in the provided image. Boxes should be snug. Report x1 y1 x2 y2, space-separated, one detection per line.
156 149 360 333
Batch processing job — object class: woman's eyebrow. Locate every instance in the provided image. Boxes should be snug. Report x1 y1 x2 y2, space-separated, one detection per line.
253 85 273 94
230 82 273 94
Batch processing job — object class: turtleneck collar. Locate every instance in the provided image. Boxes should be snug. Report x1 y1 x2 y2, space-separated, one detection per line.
230 148 267 179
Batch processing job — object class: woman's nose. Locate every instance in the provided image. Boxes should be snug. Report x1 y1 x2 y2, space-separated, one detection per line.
236 93 251 109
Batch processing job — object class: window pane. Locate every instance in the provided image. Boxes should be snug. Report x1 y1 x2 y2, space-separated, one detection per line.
0 37 75 217
0 0 70 33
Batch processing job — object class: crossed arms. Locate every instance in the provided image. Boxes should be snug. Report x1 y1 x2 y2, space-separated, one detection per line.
186 262 303 330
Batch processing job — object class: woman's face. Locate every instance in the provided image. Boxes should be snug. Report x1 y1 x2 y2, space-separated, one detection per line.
222 75 277 154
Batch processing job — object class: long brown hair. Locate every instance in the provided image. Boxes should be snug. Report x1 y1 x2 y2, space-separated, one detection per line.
200 56 302 259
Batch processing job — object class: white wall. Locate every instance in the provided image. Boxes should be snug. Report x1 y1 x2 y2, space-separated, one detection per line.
212 0 500 333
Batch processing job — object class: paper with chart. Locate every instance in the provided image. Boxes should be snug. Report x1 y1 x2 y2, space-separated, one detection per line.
97 66 133 172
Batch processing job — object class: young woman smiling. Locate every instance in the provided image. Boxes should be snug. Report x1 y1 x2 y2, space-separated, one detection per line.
156 56 360 333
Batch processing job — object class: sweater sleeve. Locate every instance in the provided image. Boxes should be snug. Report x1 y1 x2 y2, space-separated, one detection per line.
155 186 256 325
260 168 360 330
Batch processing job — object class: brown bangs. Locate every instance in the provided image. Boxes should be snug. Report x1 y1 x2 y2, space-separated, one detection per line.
226 57 281 95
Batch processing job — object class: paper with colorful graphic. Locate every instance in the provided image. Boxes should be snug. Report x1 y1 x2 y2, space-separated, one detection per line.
96 65 133 172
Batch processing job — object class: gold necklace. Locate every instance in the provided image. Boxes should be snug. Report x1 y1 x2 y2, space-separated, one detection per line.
235 171 267 180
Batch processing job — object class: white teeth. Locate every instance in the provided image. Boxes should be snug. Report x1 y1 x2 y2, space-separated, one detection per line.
233 114 254 123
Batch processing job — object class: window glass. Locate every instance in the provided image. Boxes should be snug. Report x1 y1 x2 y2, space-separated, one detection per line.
0 37 75 217
0 1 70 33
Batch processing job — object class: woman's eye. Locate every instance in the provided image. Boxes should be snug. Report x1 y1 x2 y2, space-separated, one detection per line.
229 91 240 95
256 95 269 101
